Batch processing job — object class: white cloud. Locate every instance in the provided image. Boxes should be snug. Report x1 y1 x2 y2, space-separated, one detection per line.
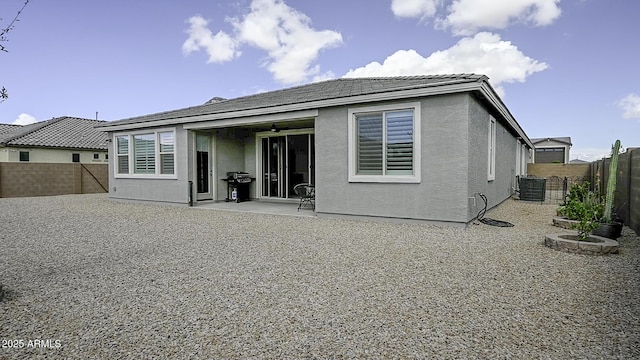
438 0 562 35
570 148 611 162
391 0 562 36
182 16 239 63
12 113 37 125
312 71 336 83
343 32 548 96
183 0 343 84
618 93 640 121
391 0 442 18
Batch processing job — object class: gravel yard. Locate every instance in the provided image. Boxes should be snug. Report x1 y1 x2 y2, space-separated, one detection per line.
1 194 638 359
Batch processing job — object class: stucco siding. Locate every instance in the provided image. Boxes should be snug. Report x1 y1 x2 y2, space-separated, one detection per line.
243 134 257 199
534 139 569 148
1 147 107 163
214 131 246 201
108 125 189 204
466 96 518 221
315 94 470 224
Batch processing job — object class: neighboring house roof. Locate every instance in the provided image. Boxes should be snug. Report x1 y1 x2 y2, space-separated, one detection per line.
569 159 588 163
530 137 572 146
0 116 108 150
97 74 533 148
0 123 22 136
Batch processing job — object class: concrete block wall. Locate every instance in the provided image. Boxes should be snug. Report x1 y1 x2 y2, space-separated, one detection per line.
81 164 109 194
595 148 640 235
0 163 108 198
527 163 591 179
530 150 639 235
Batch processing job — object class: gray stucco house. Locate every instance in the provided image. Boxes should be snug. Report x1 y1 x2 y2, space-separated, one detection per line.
97 74 533 226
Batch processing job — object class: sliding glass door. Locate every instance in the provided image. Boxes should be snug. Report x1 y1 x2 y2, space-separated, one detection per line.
196 134 212 200
260 133 314 198
262 136 286 198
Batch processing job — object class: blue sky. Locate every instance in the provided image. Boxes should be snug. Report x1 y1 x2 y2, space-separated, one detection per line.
1 0 638 160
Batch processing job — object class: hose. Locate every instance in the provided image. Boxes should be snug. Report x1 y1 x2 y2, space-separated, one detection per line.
474 193 514 227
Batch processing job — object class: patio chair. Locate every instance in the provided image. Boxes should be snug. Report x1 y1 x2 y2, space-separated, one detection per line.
293 183 315 211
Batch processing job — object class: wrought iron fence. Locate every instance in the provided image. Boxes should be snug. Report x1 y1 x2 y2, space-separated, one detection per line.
543 176 590 204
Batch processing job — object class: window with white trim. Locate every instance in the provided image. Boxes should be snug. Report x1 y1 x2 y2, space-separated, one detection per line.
134 134 155 174
488 116 496 181
516 140 521 177
116 135 129 174
348 102 421 183
159 131 175 174
114 129 176 177
520 143 527 176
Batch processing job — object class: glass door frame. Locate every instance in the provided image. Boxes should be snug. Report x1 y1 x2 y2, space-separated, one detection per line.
195 133 214 201
255 128 314 199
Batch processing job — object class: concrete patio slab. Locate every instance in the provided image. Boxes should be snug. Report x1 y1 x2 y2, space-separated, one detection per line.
195 199 316 217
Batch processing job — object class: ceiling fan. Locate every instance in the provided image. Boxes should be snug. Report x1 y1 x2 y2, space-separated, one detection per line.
257 123 288 133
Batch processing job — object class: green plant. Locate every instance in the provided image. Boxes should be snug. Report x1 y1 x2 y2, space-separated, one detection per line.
570 191 603 240
559 182 603 240
559 182 600 220
602 140 621 223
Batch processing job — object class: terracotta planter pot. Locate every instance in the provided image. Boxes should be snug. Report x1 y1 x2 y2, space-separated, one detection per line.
592 222 623 239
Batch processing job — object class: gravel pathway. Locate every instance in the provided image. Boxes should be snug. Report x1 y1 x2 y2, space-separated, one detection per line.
1 194 638 359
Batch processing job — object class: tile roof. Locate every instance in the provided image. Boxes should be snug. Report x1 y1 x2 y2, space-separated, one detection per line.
0 123 22 137
0 116 109 150
100 74 487 127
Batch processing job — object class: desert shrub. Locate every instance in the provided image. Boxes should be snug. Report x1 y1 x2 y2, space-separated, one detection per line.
558 182 602 220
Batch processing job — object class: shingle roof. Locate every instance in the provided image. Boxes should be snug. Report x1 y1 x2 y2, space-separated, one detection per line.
100 74 487 127
0 116 109 150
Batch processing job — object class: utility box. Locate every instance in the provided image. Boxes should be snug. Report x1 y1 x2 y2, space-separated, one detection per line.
519 177 546 202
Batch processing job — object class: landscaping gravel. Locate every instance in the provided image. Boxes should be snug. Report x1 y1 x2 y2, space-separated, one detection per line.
1 194 639 359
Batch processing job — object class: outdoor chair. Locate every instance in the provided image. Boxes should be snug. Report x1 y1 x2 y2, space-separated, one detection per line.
293 183 315 211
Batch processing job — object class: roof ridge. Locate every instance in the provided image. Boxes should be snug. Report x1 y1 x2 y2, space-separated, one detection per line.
102 73 490 126
1 116 105 145
339 73 483 80
61 116 107 123
2 117 65 144
198 73 485 107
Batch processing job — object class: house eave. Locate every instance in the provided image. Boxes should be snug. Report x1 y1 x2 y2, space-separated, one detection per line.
1 144 108 151
532 138 572 146
96 78 533 149
477 82 534 149
183 109 319 130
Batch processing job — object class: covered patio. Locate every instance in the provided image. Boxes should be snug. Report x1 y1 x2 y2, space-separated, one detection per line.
187 115 316 205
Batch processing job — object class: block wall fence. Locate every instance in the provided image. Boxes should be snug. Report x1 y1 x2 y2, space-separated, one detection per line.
0 163 108 198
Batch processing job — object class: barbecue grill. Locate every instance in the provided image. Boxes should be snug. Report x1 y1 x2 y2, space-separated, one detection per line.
224 171 253 202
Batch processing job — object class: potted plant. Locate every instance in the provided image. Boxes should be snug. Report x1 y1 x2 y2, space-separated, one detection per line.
592 140 623 239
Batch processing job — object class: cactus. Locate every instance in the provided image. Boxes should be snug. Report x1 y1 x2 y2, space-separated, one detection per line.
602 140 621 223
